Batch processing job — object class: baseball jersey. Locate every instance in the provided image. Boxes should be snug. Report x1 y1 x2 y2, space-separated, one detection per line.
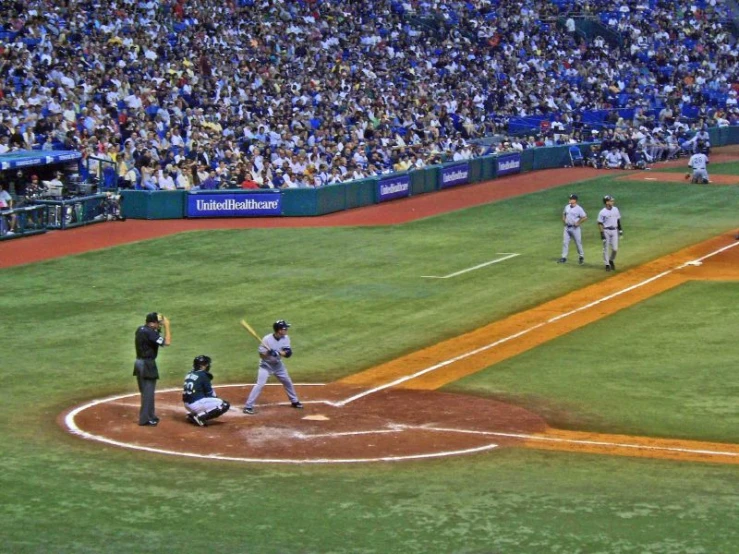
688 153 708 170
182 369 216 403
598 206 621 229
605 151 622 167
259 333 291 368
563 204 587 226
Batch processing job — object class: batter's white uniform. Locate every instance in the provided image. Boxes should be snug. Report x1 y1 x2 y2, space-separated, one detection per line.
598 205 621 269
561 202 587 261
243 332 299 410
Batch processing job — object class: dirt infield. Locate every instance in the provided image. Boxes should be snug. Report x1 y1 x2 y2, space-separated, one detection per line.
62 385 547 463
28 158 738 464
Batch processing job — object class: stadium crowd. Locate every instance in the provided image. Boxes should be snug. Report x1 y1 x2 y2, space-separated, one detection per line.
0 0 737 191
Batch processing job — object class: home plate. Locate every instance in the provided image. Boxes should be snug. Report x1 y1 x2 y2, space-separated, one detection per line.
303 414 330 421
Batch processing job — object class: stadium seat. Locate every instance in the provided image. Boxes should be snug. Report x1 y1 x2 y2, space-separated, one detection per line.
569 146 585 167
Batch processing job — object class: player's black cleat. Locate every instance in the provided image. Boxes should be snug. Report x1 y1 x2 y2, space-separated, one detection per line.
578 257 584 265
187 413 206 427
557 258 567 263
291 402 304 409
139 420 158 426
605 265 611 272
609 261 616 271
242 407 255 415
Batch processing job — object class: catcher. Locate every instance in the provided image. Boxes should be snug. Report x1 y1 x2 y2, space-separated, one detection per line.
182 355 231 427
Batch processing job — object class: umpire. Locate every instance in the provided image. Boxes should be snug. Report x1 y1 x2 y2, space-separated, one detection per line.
133 312 171 426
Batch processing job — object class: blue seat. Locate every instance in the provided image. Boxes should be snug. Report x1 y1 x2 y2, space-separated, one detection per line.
569 146 585 167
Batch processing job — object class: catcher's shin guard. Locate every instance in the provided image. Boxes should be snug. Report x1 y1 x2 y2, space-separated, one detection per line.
202 401 231 422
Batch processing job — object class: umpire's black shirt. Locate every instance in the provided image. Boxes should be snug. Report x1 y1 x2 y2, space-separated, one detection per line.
135 325 164 359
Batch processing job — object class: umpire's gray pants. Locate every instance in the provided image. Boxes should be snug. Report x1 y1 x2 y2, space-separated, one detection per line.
244 363 299 408
136 375 158 424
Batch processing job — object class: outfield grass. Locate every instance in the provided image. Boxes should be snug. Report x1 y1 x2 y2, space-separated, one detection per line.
2 176 738 552
656 160 739 174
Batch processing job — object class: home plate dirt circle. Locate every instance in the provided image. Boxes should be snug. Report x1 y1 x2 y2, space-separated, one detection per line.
62 384 547 463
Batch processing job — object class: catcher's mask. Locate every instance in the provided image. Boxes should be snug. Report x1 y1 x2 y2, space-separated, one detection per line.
193 355 212 371
273 320 291 332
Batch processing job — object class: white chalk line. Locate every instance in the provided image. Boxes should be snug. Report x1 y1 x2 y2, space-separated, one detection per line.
336 240 739 406
420 426 739 458
63 394 498 463
421 253 520 279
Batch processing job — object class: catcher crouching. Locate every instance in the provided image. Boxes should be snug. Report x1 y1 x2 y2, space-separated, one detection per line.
182 355 230 426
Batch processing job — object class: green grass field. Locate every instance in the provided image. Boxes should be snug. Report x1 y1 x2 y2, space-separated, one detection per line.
655 159 739 175
2 176 738 553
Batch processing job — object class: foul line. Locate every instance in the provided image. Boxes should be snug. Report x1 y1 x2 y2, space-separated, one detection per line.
421 426 739 458
421 253 520 279
336 240 739 406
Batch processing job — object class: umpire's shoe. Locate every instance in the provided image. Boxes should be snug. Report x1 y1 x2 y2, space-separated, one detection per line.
187 413 206 427
291 402 304 409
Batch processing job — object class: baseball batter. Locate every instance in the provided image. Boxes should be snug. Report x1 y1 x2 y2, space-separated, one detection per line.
182 355 231 427
558 193 587 265
242 320 303 414
597 195 623 272
687 150 710 184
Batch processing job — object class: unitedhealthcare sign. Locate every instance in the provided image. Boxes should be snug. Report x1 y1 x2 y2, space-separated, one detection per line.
377 175 411 202
440 163 469 189
187 193 282 217
496 153 521 176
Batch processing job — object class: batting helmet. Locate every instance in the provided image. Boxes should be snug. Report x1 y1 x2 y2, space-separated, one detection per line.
603 195 614 203
193 355 212 371
569 193 578 200
273 320 291 332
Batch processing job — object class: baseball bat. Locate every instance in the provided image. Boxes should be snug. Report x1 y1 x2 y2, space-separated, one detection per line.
239 319 271 351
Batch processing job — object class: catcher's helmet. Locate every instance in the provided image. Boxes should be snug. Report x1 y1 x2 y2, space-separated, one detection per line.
603 195 614 203
193 355 212 370
273 320 291 332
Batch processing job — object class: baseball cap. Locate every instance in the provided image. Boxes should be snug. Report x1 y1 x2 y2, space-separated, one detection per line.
145 312 161 323
569 194 578 200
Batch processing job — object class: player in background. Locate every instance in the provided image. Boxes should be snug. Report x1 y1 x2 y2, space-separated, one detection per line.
597 195 623 272
558 193 587 265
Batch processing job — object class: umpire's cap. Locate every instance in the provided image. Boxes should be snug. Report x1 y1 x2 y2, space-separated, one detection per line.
145 312 160 323
273 319 291 332
603 195 615 203
569 193 578 200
